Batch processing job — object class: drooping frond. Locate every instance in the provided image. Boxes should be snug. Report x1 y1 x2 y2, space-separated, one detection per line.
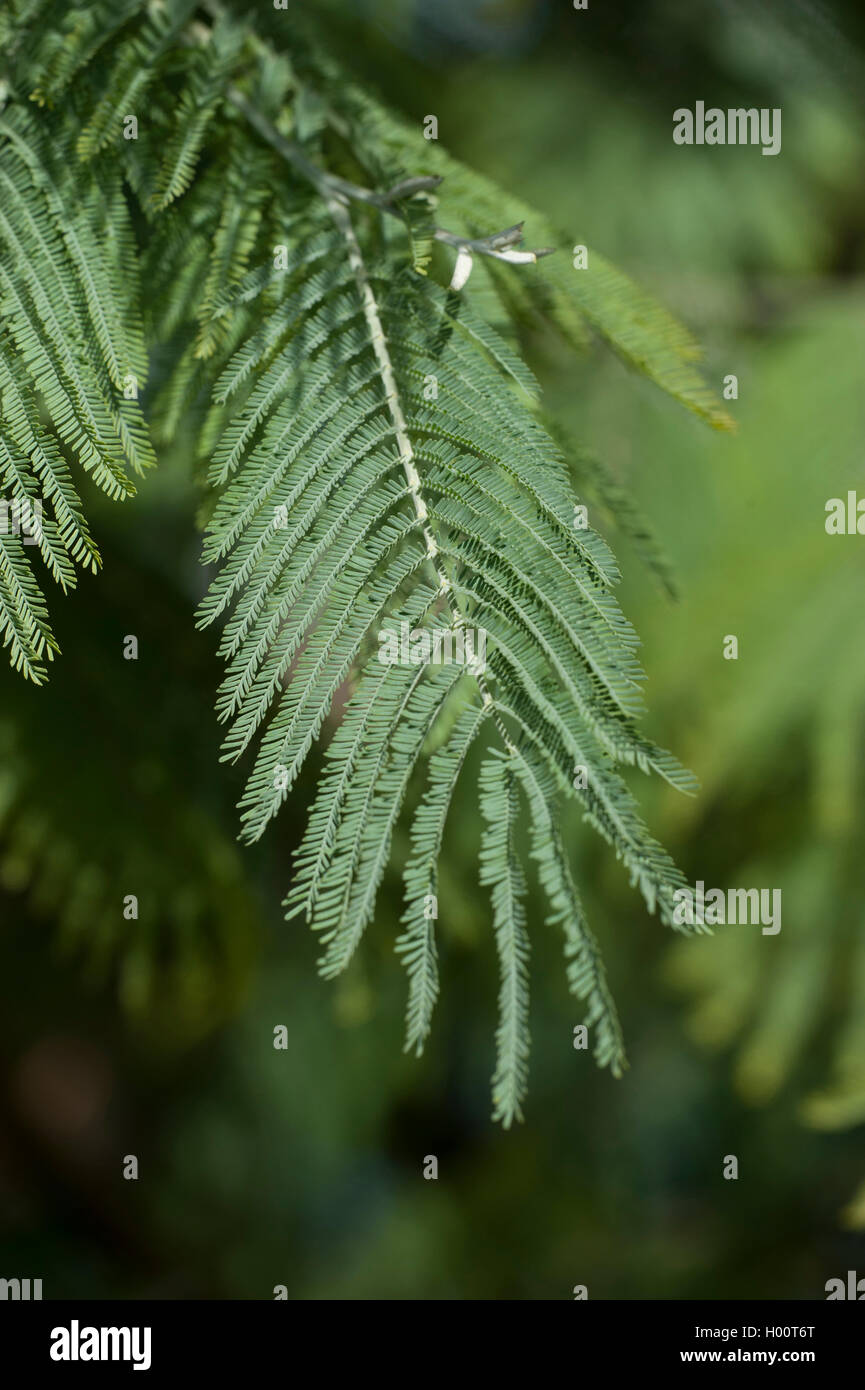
2 0 724 1117
479 753 531 1127
0 97 152 679
510 738 627 1075
198 173 703 1115
396 698 490 1055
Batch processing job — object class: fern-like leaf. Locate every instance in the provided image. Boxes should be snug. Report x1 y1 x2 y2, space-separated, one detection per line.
2 0 722 1117
0 101 152 678
199 174 701 1116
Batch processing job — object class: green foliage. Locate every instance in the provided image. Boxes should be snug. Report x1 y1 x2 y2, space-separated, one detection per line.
0 0 729 1117
0 95 152 678
479 754 531 1126
613 293 865 1221
0 500 260 1041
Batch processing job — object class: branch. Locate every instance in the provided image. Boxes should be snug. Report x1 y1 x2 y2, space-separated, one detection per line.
223 86 555 270
191 3 554 271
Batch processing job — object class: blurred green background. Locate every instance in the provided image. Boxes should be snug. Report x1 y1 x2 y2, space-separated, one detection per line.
1 0 864 1299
